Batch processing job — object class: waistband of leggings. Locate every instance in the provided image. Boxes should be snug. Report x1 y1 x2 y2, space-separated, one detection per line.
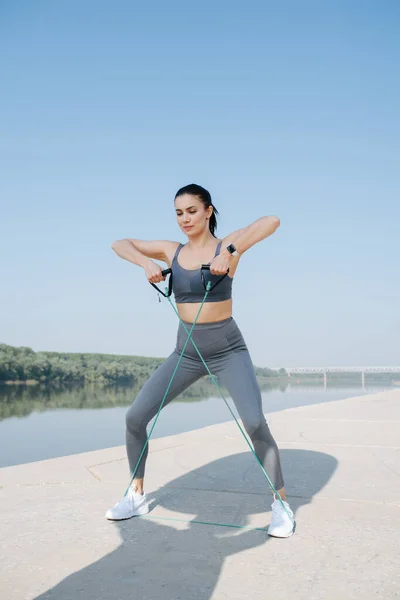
179 316 234 330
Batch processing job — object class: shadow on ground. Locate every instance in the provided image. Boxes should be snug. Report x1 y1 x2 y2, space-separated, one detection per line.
35 449 337 600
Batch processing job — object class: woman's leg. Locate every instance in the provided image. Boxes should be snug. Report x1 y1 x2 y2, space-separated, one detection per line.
106 348 206 520
211 348 285 495
125 350 206 491
211 343 295 537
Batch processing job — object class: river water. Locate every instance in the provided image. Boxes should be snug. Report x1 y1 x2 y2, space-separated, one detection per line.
0 381 393 468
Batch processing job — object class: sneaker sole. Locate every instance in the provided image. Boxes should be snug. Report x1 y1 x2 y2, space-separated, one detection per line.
267 520 296 538
105 503 150 521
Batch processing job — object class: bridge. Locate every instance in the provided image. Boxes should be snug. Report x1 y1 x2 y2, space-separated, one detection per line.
285 366 400 387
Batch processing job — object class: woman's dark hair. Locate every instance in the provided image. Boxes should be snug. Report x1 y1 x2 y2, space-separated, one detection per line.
175 183 219 237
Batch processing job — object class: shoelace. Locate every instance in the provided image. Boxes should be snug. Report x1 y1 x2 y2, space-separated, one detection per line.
272 502 293 521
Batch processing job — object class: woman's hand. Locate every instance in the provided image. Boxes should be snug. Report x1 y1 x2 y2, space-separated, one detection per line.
144 260 166 284
209 251 233 276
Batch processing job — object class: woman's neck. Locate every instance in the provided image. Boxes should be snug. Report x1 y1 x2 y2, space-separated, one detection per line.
187 232 218 250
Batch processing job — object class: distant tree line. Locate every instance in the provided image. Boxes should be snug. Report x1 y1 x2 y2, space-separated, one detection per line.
0 343 286 387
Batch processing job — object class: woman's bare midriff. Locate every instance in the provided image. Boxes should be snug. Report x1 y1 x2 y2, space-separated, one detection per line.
176 299 232 323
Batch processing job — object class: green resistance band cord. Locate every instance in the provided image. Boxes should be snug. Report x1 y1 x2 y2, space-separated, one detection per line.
124 283 213 497
125 279 296 531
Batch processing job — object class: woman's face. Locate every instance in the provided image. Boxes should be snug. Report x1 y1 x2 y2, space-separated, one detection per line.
174 194 212 237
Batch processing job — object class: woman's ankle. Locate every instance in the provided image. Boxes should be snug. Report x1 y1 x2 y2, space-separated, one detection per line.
131 479 144 495
274 488 287 502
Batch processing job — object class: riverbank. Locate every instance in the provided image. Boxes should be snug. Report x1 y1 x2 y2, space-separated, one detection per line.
1 389 399 599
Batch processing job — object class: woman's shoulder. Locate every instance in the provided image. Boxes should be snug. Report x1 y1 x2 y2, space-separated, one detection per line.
164 240 183 265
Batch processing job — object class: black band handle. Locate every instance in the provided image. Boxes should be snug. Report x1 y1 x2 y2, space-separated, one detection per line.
150 268 173 298
200 265 229 292
150 265 228 297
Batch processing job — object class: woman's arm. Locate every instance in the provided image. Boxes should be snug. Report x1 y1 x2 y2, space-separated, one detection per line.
210 216 280 276
111 239 179 283
111 239 179 266
222 216 280 256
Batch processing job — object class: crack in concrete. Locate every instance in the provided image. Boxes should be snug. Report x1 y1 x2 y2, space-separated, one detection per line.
278 441 400 449
274 418 400 424
11 481 79 487
163 485 400 507
86 466 102 481
1 480 399 507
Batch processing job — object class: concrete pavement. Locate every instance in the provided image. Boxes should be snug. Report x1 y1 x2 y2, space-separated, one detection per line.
1 390 399 599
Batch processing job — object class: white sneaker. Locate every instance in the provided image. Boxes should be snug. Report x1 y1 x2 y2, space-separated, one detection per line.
267 498 295 538
105 489 149 521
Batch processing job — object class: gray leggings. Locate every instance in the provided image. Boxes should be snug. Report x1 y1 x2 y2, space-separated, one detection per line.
125 317 284 490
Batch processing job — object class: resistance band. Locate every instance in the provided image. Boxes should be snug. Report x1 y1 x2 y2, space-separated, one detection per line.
126 266 295 530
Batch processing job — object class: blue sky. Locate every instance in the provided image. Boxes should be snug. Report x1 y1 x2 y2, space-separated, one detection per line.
1 1 399 367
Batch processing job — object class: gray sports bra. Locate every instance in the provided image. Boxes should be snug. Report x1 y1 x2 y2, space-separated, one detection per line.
172 241 233 303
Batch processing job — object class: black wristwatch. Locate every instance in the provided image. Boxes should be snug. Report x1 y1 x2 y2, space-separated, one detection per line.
226 243 239 257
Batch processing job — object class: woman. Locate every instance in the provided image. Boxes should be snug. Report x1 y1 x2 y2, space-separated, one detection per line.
107 183 295 538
